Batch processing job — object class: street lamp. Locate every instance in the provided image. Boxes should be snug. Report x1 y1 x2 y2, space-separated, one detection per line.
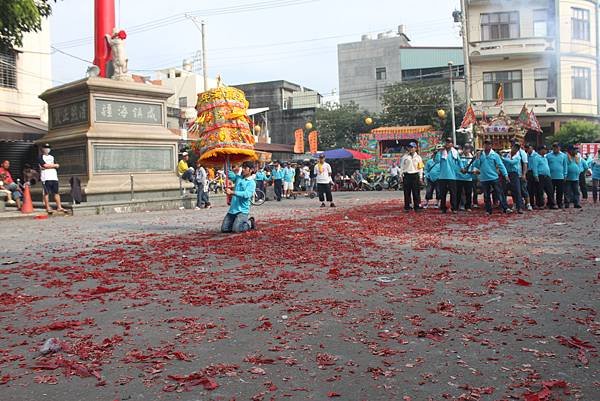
448 61 457 144
305 122 313 130
365 117 373 126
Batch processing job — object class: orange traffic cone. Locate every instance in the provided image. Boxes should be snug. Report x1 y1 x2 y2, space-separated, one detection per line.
21 184 33 214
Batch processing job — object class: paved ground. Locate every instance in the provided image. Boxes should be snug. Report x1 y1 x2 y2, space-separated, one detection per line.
0 192 598 401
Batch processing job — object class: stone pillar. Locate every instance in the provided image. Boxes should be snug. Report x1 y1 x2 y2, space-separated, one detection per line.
38 77 182 202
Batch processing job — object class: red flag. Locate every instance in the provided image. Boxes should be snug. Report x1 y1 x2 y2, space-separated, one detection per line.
495 84 504 106
460 105 476 128
293 129 304 153
527 110 542 132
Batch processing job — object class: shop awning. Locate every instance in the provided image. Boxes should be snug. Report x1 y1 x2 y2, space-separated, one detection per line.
369 125 433 140
316 148 372 160
0 113 47 141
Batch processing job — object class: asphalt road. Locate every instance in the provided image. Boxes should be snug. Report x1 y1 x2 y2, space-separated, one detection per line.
0 192 598 401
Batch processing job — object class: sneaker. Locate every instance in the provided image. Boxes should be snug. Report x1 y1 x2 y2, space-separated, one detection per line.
486 211 492 216
320 202 326 207
195 206 201 210
526 204 533 211
504 208 513 214
574 204 582 209
517 209 524 214
330 203 336 208
466 208 472 212
422 203 429 209
434 203 440 209
459 206 465 211
249 217 256 230
472 204 479 209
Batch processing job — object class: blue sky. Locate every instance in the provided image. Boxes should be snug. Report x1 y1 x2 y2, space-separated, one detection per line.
50 0 462 96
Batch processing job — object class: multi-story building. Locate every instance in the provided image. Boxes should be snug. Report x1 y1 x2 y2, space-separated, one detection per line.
0 19 52 180
154 61 217 130
338 26 465 114
465 0 599 137
234 80 322 147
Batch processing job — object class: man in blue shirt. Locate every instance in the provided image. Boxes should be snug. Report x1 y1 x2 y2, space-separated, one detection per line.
270 161 284 201
524 144 539 208
502 143 524 214
531 145 555 208
434 138 461 213
564 145 583 209
589 149 600 204
423 146 441 208
221 161 257 233
255 166 268 201
472 139 511 215
546 142 568 208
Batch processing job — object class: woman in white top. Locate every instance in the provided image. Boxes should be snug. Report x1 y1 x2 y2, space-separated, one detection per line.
313 154 335 207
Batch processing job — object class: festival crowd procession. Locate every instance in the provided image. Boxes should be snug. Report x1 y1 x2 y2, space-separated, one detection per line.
2 1 600 401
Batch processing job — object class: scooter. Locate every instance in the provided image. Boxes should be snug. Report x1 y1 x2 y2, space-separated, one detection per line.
382 175 400 191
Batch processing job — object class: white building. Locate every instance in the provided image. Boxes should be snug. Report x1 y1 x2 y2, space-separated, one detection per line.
154 61 217 131
0 19 52 176
465 0 599 136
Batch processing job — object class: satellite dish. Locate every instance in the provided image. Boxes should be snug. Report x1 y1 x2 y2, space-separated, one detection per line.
86 65 101 78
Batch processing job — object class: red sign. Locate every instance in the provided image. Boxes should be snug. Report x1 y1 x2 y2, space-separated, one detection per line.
579 143 600 157
293 129 304 154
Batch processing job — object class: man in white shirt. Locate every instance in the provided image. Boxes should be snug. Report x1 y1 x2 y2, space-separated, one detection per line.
38 143 65 214
313 154 335 207
400 142 424 211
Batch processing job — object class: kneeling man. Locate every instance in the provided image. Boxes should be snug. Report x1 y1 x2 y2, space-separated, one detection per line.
221 161 257 233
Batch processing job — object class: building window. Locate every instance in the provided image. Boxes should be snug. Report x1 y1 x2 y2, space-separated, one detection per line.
0 50 17 89
534 68 549 98
480 11 520 41
178 97 187 108
572 8 590 41
483 70 522 100
376 67 387 81
572 67 591 99
533 9 547 37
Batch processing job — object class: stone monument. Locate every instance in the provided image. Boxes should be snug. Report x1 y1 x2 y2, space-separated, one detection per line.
38 76 181 202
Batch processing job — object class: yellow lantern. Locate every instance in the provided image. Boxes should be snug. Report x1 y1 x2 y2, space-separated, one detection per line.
254 125 261 133
365 117 373 125
305 122 313 130
437 109 446 119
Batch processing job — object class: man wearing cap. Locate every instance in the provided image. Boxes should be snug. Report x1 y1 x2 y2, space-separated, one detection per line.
472 140 511 215
531 145 554 208
38 143 66 214
434 138 461 213
399 142 423 211
222 161 257 233
546 142 568 209
283 162 295 199
314 154 335 207
177 152 195 182
510 138 531 211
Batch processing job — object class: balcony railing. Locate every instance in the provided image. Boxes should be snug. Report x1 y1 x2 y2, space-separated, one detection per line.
470 37 555 58
471 97 558 115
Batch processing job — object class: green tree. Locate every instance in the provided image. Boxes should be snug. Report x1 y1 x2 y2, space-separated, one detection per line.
314 102 377 150
380 80 466 143
0 0 57 51
549 120 600 146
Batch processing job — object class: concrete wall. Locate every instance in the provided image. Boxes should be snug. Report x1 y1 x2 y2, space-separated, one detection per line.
0 19 52 120
338 37 406 113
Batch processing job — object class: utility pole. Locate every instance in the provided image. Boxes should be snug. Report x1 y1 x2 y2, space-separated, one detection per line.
186 15 209 90
459 0 471 108
201 20 208 90
449 61 457 145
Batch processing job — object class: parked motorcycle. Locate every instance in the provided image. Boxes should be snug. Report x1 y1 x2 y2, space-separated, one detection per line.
382 175 400 191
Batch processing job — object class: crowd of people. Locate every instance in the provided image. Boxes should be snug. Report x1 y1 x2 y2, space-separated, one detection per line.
422 138 600 215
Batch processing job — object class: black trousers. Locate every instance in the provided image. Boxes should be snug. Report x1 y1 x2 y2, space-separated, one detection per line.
526 172 538 207
403 173 421 210
274 179 283 201
438 179 458 212
317 183 333 202
457 180 473 209
536 175 554 207
579 171 588 199
551 179 565 207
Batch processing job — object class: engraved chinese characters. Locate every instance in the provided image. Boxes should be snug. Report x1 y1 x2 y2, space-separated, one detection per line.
50 100 88 129
95 99 163 125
